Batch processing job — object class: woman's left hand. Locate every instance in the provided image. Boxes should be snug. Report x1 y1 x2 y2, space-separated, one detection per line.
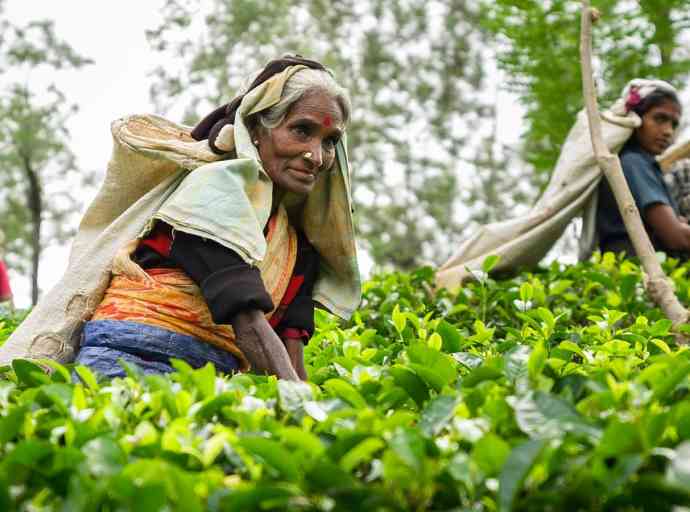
284 338 307 380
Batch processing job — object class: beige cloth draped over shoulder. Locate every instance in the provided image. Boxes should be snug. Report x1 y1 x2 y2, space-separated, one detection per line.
437 78 681 290
0 65 361 365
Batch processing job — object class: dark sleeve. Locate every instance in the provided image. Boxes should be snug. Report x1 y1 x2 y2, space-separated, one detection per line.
621 153 672 212
274 235 319 340
169 231 274 325
278 297 316 339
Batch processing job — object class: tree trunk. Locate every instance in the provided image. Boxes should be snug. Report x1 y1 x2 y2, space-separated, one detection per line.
579 1 688 329
21 155 42 306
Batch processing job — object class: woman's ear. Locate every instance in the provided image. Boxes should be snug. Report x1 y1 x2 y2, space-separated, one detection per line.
249 126 259 146
247 115 271 148
249 124 268 149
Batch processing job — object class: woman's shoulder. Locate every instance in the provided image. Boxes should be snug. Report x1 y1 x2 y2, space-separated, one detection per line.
620 146 657 174
184 158 265 185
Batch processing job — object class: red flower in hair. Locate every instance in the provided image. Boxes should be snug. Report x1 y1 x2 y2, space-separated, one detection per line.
625 87 642 112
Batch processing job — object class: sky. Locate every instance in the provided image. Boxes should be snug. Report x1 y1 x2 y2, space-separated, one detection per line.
5 0 168 307
3 0 526 308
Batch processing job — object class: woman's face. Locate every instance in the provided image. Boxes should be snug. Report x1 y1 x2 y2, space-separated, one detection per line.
253 90 345 195
635 100 681 155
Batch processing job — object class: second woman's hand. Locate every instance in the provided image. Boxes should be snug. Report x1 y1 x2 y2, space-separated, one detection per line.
231 309 299 380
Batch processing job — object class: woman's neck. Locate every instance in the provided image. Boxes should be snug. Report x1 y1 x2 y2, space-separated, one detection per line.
271 185 307 224
271 185 287 215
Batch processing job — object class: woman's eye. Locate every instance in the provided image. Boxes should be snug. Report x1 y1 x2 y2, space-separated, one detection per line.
653 113 679 129
292 125 310 138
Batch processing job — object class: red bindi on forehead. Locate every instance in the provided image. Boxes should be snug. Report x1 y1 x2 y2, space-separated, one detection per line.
323 115 333 127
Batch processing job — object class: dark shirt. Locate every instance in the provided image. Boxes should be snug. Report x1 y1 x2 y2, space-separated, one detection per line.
133 222 318 340
596 139 680 256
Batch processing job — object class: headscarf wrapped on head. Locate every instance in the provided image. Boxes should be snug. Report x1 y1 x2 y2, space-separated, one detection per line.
609 78 678 118
190 55 327 154
0 56 360 365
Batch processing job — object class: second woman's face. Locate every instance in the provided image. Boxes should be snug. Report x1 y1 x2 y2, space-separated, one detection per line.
254 91 345 195
636 100 681 155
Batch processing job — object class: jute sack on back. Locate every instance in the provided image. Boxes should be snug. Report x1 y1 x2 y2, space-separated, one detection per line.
0 115 223 364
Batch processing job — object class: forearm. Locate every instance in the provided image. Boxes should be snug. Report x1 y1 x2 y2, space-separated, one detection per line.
283 338 307 381
231 309 299 380
658 222 690 251
645 204 690 252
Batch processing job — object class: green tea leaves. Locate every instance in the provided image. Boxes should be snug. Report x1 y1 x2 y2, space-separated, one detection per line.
3 255 690 509
499 439 547 512
472 433 511 476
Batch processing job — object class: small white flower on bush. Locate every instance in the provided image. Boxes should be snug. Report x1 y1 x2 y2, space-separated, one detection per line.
513 299 533 312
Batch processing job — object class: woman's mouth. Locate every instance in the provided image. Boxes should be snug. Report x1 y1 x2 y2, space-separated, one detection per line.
289 168 317 181
657 139 671 151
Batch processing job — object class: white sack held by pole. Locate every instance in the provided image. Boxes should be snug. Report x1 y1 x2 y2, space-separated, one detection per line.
437 78 681 291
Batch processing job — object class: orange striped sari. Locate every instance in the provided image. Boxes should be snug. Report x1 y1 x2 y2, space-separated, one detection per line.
92 205 298 371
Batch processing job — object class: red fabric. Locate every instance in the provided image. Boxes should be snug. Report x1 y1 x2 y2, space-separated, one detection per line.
0 260 12 300
139 221 311 342
140 223 173 257
269 275 305 328
280 327 310 341
279 275 305 307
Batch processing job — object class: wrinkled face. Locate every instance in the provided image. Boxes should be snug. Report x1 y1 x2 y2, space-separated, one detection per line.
635 100 681 155
253 90 345 195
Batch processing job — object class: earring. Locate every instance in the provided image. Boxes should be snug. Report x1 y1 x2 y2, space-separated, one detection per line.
253 139 260 146
303 152 313 159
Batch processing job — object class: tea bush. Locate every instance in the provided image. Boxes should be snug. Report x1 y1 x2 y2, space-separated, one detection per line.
3 253 690 510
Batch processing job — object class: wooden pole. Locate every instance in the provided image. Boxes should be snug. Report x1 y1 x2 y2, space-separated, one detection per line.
579 0 688 327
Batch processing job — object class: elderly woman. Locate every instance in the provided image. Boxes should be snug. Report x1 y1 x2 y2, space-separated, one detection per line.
1 56 360 381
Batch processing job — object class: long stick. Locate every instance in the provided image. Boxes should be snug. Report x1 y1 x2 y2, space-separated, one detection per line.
579 0 688 327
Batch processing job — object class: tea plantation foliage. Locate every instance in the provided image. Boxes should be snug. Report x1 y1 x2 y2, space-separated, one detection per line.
5 254 690 510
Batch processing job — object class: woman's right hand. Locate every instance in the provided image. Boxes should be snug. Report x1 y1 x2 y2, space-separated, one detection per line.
284 338 307 380
231 309 300 380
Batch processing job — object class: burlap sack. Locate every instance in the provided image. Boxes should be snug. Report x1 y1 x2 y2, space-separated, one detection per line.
437 79 680 289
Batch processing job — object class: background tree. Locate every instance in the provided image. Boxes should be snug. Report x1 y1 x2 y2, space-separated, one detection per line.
481 0 690 190
148 0 520 270
0 4 92 304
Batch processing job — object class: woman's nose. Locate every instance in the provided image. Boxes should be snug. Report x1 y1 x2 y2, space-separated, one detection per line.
305 144 323 168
